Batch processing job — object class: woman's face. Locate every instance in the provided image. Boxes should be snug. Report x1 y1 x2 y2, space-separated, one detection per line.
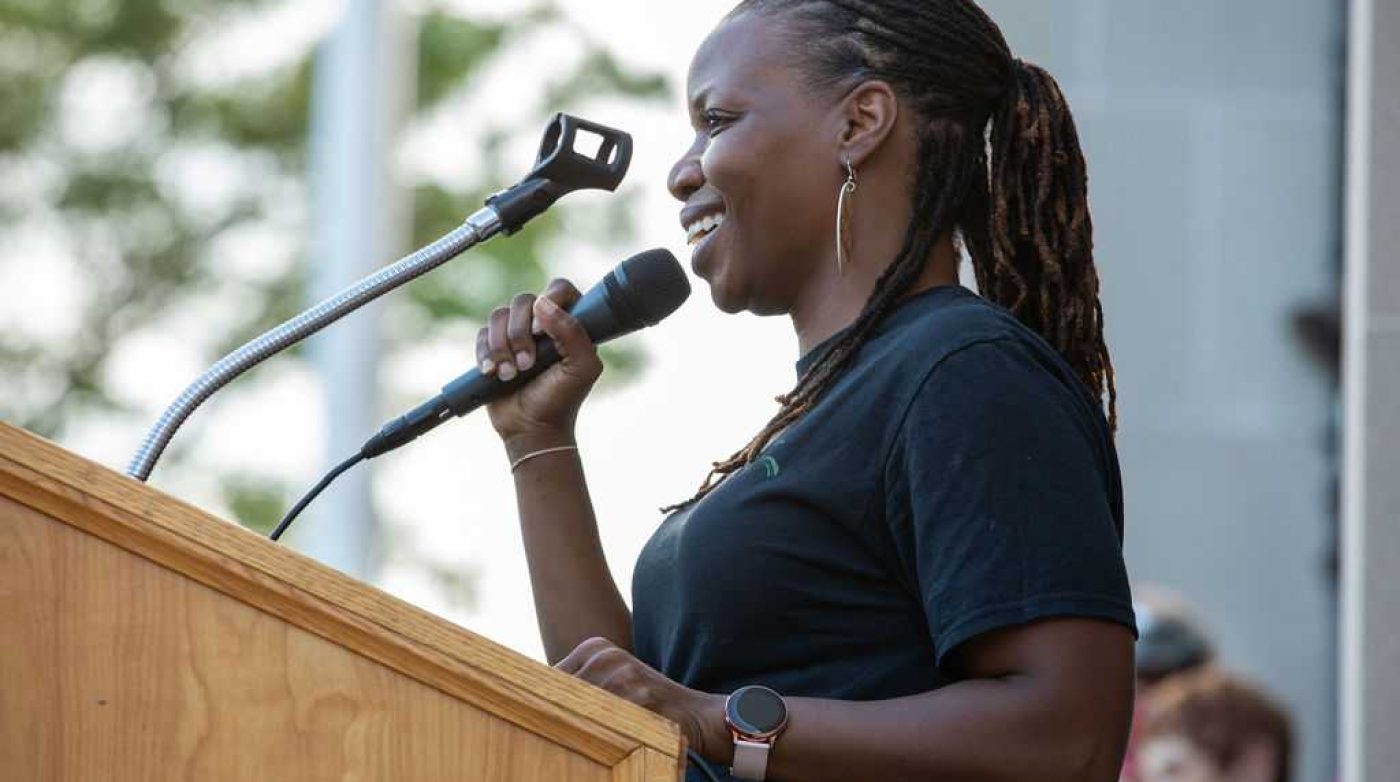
1138 736 1278 782
1138 737 1228 782
668 11 847 315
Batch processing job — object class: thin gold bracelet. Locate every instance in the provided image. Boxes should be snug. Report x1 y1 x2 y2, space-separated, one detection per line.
509 445 579 473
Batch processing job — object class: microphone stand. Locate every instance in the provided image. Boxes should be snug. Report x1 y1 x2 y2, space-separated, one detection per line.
126 114 632 482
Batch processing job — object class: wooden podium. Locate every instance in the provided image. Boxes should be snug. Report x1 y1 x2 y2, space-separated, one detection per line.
0 423 684 781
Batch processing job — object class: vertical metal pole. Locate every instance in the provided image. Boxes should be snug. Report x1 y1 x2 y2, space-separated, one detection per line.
302 0 408 577
1342 1 1400 779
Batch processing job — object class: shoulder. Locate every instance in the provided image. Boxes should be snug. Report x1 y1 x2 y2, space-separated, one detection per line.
864 286 1025 365
867 290 1116 480
864 287 1099 421
807 287 1115 491
876 296 1127 552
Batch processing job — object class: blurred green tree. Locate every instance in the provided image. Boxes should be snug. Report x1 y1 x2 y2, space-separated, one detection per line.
0 1 667 552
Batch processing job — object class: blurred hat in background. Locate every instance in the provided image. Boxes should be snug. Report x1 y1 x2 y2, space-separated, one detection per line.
1135 590 1215 685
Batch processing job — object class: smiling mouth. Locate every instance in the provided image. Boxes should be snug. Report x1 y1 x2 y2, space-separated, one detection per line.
685 212 726 246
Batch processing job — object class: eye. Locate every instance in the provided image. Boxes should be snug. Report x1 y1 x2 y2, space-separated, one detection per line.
702 109 734 136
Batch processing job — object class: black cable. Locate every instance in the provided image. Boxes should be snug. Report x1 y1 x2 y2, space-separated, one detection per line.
687 748 723 782
269 452 365 542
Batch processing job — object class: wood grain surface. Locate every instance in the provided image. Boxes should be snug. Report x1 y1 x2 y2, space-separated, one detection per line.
610 748 690 782
0 423 683 780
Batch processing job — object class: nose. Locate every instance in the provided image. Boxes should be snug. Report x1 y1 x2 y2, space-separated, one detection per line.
668 137 705 203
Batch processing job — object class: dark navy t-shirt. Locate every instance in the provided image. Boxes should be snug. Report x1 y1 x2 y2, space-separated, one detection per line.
631 285 1135 781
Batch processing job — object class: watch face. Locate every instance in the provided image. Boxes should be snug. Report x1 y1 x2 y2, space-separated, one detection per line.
728 686 787 737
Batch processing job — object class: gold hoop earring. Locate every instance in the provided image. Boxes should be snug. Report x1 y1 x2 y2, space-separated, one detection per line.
836 157 858 276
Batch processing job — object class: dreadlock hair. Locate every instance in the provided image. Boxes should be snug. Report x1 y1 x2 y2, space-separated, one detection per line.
662 0 1115 512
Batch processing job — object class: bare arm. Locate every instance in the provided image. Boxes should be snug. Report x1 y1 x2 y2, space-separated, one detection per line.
507 430 631 663
685 618 1135 782
479 279 631 664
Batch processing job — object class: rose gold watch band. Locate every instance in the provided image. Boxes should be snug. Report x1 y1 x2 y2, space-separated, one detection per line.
731 737 773 780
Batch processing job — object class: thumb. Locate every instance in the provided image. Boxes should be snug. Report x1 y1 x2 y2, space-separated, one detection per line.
534 296 602 377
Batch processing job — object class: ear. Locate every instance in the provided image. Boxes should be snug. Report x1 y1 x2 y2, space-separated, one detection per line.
836 80 900 169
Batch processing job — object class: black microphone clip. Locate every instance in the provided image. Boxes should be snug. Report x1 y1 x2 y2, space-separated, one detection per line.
487 114 633 235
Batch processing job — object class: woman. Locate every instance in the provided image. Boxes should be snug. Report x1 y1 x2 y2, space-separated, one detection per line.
476 2 1136 780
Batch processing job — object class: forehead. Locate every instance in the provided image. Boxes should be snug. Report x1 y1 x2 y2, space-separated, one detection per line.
687 12 798 103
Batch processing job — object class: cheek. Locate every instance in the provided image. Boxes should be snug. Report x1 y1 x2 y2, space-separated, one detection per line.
699 133 757 210
705 127 827 207
698 133 767 291
704 126 833 262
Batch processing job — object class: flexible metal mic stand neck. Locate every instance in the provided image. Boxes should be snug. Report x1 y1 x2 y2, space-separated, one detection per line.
126 113 632 482
126 209 502 481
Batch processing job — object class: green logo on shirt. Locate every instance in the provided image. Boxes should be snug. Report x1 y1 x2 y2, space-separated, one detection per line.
755 455 780 478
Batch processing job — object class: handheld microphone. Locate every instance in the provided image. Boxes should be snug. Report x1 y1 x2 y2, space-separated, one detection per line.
360 248 690 460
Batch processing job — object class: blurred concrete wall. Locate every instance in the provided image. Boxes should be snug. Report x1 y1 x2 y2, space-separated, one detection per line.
980 2 1343 780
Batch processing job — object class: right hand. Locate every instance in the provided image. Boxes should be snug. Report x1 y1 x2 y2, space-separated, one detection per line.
476 278 603 452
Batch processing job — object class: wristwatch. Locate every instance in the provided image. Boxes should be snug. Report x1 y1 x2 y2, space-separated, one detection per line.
724 685 789 781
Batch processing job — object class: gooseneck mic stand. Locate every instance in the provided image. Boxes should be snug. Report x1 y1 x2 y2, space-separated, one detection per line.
126 114 632 482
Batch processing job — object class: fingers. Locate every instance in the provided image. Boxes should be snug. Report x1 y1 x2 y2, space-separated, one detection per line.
554 637 672 717
541 278 583 312
506 292 537 373
554 636 617 675
475 279 586 382
556 638 641 696
485 306 514 379
534 295 602 382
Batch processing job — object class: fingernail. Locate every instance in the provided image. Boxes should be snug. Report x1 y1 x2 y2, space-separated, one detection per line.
539 297 559 312
481 359 495 374
516 351 534 371
498 362 517 381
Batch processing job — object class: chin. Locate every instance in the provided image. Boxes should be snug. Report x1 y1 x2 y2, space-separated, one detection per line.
696 250 743 313
709 285 787 316
699 245 785 316
705 277 750 315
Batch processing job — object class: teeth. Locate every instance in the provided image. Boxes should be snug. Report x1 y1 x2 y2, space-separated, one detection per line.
685 213 725 245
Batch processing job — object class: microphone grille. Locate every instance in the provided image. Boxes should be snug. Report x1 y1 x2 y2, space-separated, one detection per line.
615 248 691 325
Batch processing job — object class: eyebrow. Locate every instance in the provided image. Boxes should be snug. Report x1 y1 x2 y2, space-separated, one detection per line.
683 86 714 131
687 86 712 116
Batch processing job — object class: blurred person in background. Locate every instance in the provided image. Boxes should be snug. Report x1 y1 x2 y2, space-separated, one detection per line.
1136 669 1293 782
1122 590 1218 781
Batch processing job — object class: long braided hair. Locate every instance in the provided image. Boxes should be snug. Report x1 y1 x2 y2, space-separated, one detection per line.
663 0 1115 512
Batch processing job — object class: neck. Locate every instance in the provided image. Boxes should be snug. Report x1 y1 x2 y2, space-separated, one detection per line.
789 231 961 356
